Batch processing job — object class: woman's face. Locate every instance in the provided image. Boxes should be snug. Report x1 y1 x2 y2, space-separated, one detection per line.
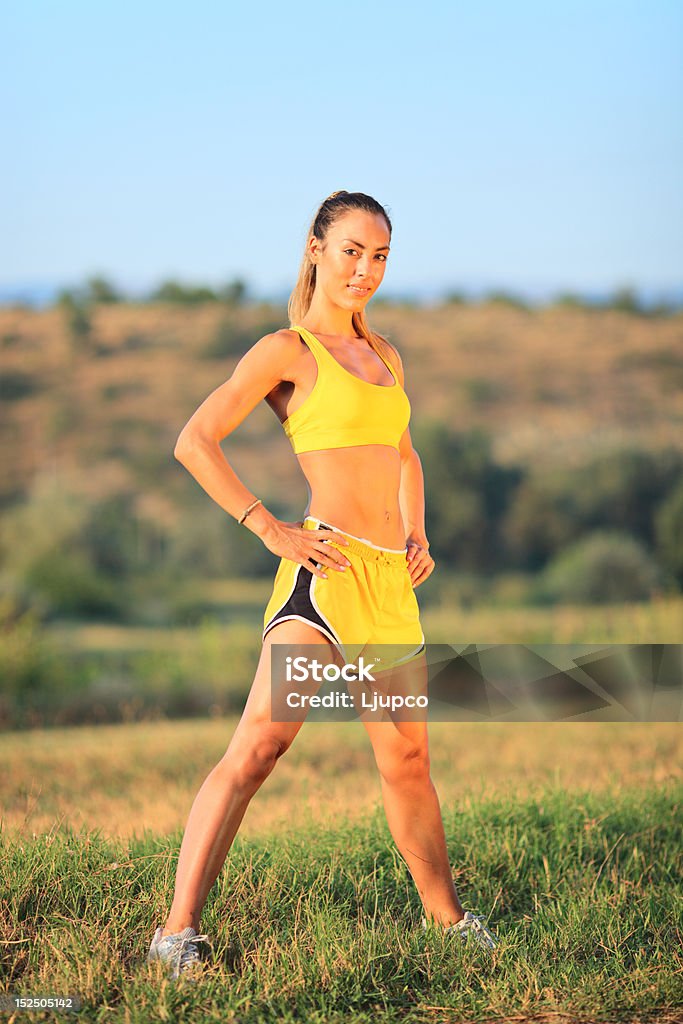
310 210 391 312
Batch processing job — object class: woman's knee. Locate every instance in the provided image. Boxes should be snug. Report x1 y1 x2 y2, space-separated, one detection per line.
377 742 430 787
224 729 290 791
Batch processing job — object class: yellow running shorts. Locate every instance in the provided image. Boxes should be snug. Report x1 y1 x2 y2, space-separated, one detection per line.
262 516 425 669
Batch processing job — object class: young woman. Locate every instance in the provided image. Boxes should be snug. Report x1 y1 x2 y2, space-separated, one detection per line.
147 191 497 977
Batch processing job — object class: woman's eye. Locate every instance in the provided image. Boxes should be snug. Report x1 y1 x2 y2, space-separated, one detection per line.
343 249 387 262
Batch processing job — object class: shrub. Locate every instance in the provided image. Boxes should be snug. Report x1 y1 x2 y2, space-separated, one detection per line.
413 422 522 573
150 280 218 304
86 275 122 304
82 492 167 577
608 286 643 315
218 278 248 305
167 502 277 579
550 292 585 309
532 530 663 605
461 377 508 405
502 448 683 571
24 548 125 619
0 370 39 401
204 318 255 358
482 289 531 311
655 478 683 588
0 595 59 704
0 475 135 620
58 292 92 342
443 290 468 305
574 448 683 546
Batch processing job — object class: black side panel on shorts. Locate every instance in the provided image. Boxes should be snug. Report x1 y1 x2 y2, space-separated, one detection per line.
264 562 340 644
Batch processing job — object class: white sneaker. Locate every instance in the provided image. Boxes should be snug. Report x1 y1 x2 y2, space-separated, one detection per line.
421 911 497 951
147 926 210 979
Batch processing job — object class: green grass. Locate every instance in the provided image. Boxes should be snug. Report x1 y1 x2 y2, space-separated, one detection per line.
1 784 681 1023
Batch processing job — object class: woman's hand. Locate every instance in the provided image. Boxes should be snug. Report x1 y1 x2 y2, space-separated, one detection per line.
406 539 435 588
260 520 351 579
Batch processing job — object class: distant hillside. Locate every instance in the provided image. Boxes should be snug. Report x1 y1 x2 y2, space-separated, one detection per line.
0 302 681 514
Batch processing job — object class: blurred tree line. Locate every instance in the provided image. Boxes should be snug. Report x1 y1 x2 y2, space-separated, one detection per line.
56 275 249 310
51 275 683 317
0 431 680 627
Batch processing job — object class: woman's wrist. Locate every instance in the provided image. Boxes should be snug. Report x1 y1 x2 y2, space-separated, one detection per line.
241 502 279 541
238 498 262 524
406 532 429 548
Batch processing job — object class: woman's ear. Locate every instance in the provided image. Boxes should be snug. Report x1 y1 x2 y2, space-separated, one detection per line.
308 234 321 265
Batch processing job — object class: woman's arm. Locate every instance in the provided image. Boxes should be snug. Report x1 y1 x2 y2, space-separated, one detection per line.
398 437 428 547
384 340 435 588
398 428 435 587
173 331 350 578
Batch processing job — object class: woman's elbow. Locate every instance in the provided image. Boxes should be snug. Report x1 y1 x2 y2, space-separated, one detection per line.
174 428 204 462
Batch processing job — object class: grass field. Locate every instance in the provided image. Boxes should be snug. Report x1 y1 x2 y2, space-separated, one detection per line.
1 720 681 1022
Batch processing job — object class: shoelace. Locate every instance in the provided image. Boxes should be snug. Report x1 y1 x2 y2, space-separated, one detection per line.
164 929 210 973
445 912 497 950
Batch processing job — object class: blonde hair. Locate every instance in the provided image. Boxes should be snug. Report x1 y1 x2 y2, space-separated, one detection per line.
287 190 397 368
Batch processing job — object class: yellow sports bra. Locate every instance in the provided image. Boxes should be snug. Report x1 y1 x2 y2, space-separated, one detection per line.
281 325 411 454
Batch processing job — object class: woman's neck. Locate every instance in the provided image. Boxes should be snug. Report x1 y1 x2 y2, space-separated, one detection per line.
300 297 356 339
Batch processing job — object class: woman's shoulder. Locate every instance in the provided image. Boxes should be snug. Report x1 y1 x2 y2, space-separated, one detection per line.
249 327 306 362
238 327 308 384
256 326 304 347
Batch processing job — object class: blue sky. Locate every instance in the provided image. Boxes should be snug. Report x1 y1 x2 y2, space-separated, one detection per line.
4 1 682 301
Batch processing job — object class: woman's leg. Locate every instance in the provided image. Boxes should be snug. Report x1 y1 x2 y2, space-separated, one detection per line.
162 621 338 935
361 654 465 927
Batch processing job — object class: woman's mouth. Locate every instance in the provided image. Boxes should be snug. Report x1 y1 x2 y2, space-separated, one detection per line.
348 285 370 295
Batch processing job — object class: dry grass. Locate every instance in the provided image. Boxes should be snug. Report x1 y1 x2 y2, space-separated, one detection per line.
1 718 679 841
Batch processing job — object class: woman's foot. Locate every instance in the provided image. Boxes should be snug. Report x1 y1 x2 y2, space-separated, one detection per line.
147 926 210 978
422 911 498 951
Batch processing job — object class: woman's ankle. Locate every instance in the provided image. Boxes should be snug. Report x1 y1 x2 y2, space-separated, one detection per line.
423 905 465 927
162 917 199 937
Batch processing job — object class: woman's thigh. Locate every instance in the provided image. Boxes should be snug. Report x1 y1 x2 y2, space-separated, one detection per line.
226 619 342 756
359 651 430 771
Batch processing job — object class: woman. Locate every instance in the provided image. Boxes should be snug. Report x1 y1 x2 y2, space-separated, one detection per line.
147 191 497 978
